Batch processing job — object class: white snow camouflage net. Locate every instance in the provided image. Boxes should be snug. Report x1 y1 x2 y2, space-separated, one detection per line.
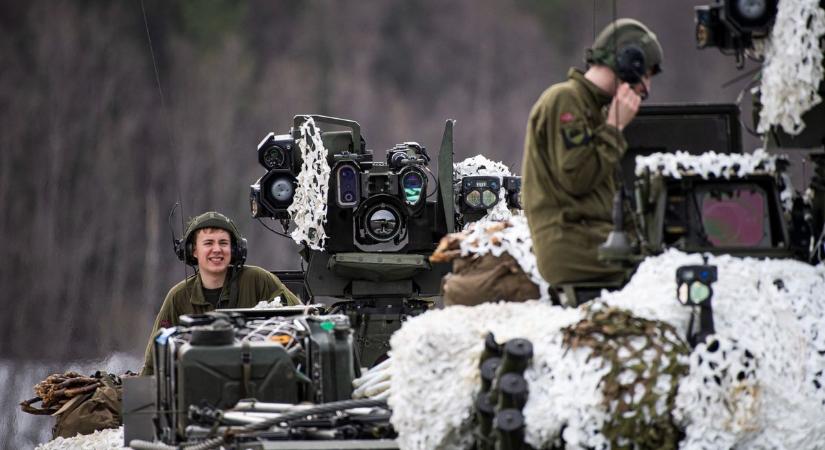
454 155 514 225
389 248 825 449
756 0 825 135
634 150 795 211
287 118 330 250
457 216 551 302
35 426 126 450
634 149 780 179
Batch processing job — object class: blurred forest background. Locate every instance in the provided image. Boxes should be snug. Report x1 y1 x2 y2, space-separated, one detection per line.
1 0 773 445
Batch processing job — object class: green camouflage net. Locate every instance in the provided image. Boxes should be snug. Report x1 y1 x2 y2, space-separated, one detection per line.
563 305 690 449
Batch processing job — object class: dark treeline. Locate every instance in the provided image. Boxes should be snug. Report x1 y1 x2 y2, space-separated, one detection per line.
0 0 752 363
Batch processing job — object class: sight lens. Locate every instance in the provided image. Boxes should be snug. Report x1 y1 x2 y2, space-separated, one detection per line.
270 176 294 202
263 146 286 169
466 190 482 207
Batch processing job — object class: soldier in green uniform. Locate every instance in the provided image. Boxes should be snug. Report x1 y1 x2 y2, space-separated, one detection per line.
140 211 301 375
522 19 663 286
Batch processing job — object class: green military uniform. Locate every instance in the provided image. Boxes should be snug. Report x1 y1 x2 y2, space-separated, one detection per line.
140 265 300 375
522 68 628 286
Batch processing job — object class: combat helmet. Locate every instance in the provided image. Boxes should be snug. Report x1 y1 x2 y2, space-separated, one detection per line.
175 211 247 267
586 18 664 84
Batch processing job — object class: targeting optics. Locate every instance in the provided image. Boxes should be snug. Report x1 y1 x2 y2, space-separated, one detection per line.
387 142 430 170
251 131 300 219
400 166 427 208
257 133 295 170
695 0 777 66
676 264 718 306
460 176 501 213
250 170 298 220
721 0 777 33
361 199 405 243
334 162 361 208
344 151 427 251
250 115 452 254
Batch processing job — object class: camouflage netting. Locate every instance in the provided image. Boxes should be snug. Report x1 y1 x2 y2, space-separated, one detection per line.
755 0 825 135
634 150 795 211
287 117 330 250
389 248 825 449
453 155 514 225
602 250 825 448
430 216 551 302
388 301 690 450
562 306 690 449
388 301 585 450
634 149 780 179
34 427 126 450
673 337 762 449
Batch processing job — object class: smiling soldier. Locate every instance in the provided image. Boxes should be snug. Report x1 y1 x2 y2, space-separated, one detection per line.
140 211 300 376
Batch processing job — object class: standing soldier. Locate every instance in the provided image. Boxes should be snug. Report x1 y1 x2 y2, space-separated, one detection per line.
522 19 663 286
140 211 301 376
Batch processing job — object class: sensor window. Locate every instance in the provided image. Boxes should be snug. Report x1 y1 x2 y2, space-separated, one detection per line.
336 165 360 208
698 185 769 247
269 176 295 203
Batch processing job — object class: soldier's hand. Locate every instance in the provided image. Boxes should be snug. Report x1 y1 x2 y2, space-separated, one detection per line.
607 83 641 131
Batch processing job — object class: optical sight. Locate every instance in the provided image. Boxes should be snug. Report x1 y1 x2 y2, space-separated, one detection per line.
695 0 777 67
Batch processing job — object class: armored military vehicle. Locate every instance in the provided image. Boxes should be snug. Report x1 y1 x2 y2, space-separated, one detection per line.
124 115 493 449
122 1 825 448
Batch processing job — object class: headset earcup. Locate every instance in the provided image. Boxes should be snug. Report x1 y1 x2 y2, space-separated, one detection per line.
175 235 196 266
234 237 248 266
616 44 646 84
185 240 197 266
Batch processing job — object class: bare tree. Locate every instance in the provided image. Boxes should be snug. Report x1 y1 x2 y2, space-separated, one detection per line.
0 0 760 359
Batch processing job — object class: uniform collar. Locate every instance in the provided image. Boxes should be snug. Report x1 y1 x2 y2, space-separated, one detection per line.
188 267 237 306
187 273 210 306
568 67 613 108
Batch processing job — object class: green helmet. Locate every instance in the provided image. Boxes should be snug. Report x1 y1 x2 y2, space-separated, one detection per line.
176 211 247 266
586 18 663 82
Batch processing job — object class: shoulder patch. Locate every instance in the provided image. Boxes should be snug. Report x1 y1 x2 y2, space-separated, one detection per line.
559 112 575 124
561 124 592 149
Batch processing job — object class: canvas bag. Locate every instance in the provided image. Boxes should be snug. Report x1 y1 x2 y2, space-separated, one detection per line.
51 372 122 439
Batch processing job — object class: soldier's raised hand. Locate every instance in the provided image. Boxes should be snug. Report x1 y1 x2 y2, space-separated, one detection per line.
607 83 641 131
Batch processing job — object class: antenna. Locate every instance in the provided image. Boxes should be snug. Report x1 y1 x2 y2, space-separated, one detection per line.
140 0 189 280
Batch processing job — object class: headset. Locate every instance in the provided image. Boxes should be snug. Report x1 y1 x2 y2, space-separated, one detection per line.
615 44 646 85
173 212 248 268
587 25 657 98
588 43 647 84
